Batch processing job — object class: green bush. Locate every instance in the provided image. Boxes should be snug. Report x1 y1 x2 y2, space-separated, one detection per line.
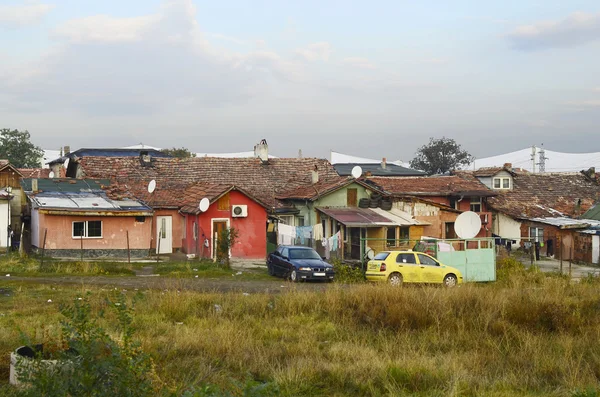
331 260 365 283
15 293 157 396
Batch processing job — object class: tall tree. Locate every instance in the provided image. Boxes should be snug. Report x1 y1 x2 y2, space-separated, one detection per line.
160 147 197 159
0 128 44 168
410 137 474 175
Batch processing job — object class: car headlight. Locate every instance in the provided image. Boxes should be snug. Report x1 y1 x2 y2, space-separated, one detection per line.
298 267 311 271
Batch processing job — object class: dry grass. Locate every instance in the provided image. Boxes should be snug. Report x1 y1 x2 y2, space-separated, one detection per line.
1 269 600 396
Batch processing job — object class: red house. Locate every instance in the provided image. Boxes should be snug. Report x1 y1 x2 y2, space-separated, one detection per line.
180 184 270 260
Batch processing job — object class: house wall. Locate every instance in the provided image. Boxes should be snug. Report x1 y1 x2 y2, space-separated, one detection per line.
393 200 459 239
295 183 372 226
520 222 572 260
366 227 386 253
151 209 184 251
0 201 9 249
574 233 593 263
183 191 267 260
34 212 152 258
493 213 522 247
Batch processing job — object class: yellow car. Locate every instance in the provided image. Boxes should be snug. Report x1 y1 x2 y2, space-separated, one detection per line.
365 251 463 287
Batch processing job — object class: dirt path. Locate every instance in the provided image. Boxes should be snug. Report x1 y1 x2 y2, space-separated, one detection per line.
2 275 334 294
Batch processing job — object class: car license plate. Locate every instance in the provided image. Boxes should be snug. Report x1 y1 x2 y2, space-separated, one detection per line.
313 272 326 276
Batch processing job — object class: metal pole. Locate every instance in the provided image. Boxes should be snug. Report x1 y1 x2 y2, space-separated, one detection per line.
126 230 130 264
40 228 47 269
569 245 573 278
19 222 24 257
156 225 162 263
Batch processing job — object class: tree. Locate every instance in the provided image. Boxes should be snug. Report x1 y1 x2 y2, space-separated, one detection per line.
0 128 44 168
410 137 474 175
217 227 238 269
160 147 196 159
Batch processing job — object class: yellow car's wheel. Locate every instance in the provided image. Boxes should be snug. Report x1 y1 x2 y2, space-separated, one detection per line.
443 274 458 287
388 273 403 286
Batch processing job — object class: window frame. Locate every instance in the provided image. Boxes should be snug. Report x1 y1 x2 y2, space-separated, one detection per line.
493 177 511 190
72 220 103 239
470 196 482 212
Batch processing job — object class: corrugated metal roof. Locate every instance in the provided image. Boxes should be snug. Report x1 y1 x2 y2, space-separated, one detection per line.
528 217 590 229
30 192 151 212
21 178 110 193
334 163 425 177
370 207 431 226
317 207 397 227
581 203 600 221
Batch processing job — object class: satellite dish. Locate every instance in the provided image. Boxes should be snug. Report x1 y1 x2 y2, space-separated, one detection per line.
48 171 55 178
147 179 156 194
351 166 363 179
64 158 70 170
454 211 482 239
366 247 375 260
199 197 210 212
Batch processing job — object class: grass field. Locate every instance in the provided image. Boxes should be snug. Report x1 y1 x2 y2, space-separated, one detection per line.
0 259 600 396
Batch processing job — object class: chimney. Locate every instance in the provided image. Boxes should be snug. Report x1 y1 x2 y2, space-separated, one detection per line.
139 150 151 166
503 163 512 169
254 139 269 163
381 157 387 169
64 146 71 155
311 165 319 184
32 179 38 193
298 149 303 158
589 167 596 179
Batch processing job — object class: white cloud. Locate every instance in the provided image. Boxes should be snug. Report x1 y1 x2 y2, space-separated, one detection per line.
0 3 54 27
508 12 600 50
53 15 159 43
342 57 376 70
207 33 246 45
295 42 332 62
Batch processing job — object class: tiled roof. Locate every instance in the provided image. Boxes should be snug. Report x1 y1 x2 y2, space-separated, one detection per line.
180 183 233 214
365 176 495 197
473 167 507 177
18 168 66 178
276 177 355 200
77 156 339 209
487 173 600 219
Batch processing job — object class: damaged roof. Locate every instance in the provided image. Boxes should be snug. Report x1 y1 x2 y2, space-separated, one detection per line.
487 172 600 219
364 176 495 197
76 156 340 209
28 191 152 215
47 148 171 165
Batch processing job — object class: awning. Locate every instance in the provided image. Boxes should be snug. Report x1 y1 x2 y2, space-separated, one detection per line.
370 207 431 226
317 207 405 228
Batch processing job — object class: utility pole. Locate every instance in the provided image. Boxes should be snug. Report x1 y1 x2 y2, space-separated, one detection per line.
530 145 537 173
537 146 548 173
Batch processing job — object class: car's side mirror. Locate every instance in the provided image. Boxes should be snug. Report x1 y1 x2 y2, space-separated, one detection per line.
322 256 326 260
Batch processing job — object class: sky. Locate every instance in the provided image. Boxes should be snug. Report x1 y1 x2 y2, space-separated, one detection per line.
1 0 600 162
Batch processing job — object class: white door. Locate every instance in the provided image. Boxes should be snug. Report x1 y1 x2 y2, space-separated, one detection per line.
593 235 600 265
156 216 173 254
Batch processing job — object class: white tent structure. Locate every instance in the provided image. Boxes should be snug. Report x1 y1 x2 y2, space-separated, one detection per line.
467 146 600 173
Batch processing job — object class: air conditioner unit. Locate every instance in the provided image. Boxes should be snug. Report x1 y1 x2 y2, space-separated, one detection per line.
232 205 248 218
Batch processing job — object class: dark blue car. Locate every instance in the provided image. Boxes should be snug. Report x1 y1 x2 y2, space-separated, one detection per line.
267 245 335 282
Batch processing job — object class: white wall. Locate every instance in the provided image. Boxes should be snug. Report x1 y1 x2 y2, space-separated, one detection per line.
31 209 40 248
0 201 10 248
493 213 521 248
593 235 599 265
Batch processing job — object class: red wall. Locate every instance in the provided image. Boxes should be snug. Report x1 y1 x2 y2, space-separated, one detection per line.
182 190 267 260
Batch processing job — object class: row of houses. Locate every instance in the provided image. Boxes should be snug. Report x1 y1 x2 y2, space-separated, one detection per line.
2 140 600 264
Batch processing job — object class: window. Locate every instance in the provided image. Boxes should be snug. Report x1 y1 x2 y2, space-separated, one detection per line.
347 188 358 207
281 248 289 258
296 217 305 227
160 218 167 239
529 227 544 243
135 216 145 223
493 177 511 190
417 253 438 266
280 215 295 226
449 197 459 210
386 227 396 246
470 197 482 212
399 227 409 241
397 253 416 264
373 252 390 260
72 220 102 238
217 193 230 211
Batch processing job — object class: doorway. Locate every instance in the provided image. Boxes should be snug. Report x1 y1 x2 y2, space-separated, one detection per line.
156 216 173 254
212 219 229 259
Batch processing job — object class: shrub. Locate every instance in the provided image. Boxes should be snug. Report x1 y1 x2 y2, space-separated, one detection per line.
15 293 158 396
331 260 365 283
217 228 239 269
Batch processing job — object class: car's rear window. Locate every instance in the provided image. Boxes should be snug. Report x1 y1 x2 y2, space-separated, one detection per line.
373 252 390 260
